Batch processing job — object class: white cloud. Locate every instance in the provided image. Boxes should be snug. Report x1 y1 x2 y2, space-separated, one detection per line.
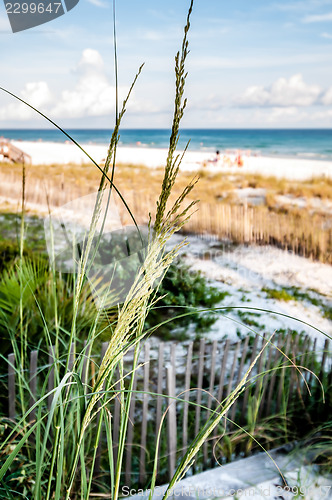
0 49 160 122
321 86 332 104
21 82 53 108
267 107 307 122
76 48 105 73
0 81 53 120
236 86 270 107
311 108 332 119
51 49 123 118
235 74 321 107
321 31 332 38
302 12 332 23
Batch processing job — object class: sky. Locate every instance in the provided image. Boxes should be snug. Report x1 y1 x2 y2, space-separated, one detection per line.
1 0 332 128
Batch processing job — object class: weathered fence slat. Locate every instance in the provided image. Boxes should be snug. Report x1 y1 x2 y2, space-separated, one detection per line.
139 342 150 485
258 338 275 419
112 364 121 471
195 339 205 437
226 341 241 430
276 335 291 413
227 341 241 398
230 336 249 423
167 364 177 480
125 369 137 485
288 336 299 404
155 342 165 445
265 336 283 416
253 337 268 402
302 336 311 384
96 341 109 475
214 339 230 438
319 339 330 383
306 337 317 395
182 342 193 451
204 340 217 462
217 339 230 404
242 335 259 418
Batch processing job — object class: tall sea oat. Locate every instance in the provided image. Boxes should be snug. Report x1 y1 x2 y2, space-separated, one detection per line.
64 2 197 498
154 0 196 234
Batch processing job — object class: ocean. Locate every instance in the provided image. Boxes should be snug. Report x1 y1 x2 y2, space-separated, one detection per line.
1 128 332 161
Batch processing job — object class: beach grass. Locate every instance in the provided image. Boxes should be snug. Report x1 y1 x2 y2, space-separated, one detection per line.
2 160 332 209
0 1 246 497
0 161 331 265
0 0 331 498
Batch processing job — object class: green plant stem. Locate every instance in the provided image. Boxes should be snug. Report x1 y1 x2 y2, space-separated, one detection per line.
113 320 144 500
45 425 60 500
85 406 105 499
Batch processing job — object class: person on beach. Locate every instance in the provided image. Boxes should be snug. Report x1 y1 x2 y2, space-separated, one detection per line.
235 151 243 167
206 149 221 167
211 150 220 163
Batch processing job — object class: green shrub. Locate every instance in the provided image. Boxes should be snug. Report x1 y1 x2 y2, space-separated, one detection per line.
0 240 36 274
145 259 229 339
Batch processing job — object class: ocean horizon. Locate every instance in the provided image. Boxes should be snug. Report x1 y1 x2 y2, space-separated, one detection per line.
1 128 332 161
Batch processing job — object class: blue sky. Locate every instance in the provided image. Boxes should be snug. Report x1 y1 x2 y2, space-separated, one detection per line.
1 0 332 128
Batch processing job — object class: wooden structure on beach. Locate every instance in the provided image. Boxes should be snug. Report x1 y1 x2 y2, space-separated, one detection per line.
0 138 31 164
6 333 331 486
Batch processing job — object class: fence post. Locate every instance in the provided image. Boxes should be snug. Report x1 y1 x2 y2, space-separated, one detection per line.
182 342 193 452
276 335 291 413
214 339 230 439
95 341 109 476
113 364 121 471
204 340 217 463
155 342 165 453
139 342 150 485
230 336 249 424
225 341 241 430
125 364 137 486
241 335 259 419
167 364 177 480
195 338 205 437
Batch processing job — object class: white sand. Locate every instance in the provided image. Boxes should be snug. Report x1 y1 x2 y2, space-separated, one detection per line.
9 140 332 180
170 234 332 348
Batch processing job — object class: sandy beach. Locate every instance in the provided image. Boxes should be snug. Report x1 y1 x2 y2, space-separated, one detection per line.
10 140 332 181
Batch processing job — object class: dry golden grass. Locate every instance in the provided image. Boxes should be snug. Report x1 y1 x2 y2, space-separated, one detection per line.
1 160 332 226
240 173 332 200
0 160 331 263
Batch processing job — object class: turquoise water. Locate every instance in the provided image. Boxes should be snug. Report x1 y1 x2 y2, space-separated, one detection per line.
1 129 332 160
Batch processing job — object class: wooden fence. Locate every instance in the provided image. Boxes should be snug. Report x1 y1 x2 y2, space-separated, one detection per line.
0 169 330 264
6 333 332 487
